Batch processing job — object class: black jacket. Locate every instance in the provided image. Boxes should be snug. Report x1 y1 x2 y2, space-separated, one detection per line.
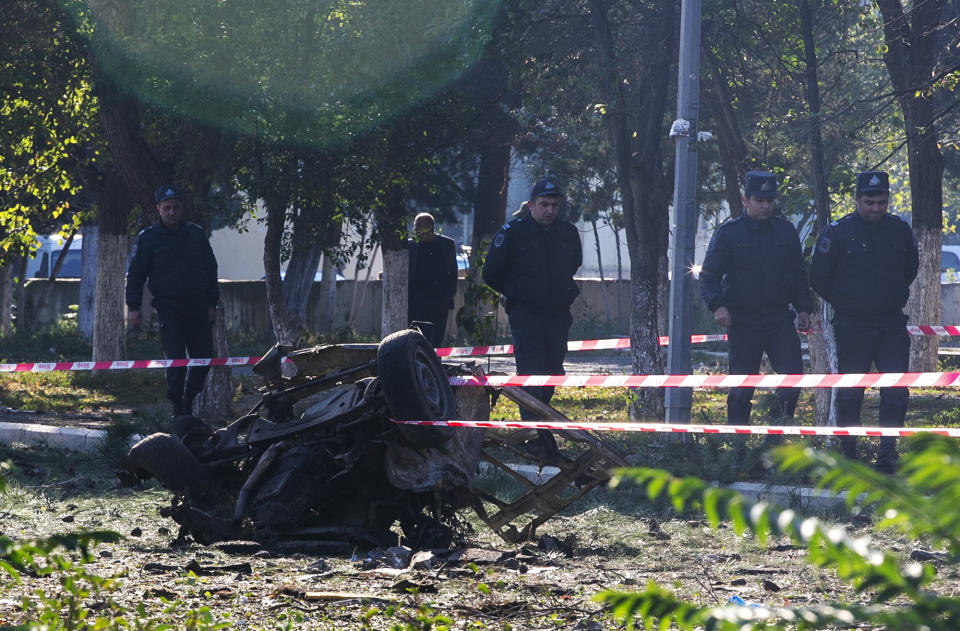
809 211 918 320
700 214 812 323
125 221 219 316
408 234 458 310
482 215 582 313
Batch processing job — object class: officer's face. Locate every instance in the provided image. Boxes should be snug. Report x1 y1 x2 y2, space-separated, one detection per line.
856 193 889 223
529 195 563 227
742 195 776 221
157 199 183 229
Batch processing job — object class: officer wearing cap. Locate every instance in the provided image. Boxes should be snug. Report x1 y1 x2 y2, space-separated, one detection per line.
126 186 220 417
483 178 582 424
701 170 813 425
809 171 918 471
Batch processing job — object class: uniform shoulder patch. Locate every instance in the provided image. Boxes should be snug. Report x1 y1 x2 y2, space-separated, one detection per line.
493 232 505 248
817 235 831 253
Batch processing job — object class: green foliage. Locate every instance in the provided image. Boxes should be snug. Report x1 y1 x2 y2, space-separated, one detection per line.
599 437 960 630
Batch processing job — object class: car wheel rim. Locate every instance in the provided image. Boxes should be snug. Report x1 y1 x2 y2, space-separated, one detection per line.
413 349 443 414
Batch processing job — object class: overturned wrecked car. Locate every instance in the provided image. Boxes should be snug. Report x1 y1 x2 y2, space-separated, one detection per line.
124 328 628 550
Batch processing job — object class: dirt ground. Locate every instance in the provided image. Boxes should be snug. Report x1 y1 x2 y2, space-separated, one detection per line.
0 437 955 630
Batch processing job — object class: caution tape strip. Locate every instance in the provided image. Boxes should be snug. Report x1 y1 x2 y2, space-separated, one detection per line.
0 357 259 373
435 327 960 358
2 326 958 372
449 372 960 388
393 418 960 438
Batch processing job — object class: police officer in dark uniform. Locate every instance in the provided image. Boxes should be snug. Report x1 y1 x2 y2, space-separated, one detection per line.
126 186 220 417
482 178 582 419
701 170 813 425
809 171 918 471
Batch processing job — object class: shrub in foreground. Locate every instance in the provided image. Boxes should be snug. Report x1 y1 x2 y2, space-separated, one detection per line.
598 434 960 630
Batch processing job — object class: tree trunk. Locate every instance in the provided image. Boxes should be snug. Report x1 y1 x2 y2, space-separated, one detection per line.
799 0 837 427
92 231 128 362
377 185 410 337
282 240 322 335
316 253 338 333
381 248 408 336
876 0 946 371
0 263 11 335
13 255 26 332
92 171 132 362
194 309 233 421
591 219 611 321
78 225 98 341
588 0 674 417
262 187 301 346
472 142 511 254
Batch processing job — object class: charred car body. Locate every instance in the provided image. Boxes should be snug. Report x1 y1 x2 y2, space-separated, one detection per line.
125 328 628 548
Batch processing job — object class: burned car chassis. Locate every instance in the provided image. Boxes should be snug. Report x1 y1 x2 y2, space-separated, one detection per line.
125 329 628 549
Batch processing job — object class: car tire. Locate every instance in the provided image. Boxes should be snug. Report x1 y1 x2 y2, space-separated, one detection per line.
377 328 456 448
125 433 209 493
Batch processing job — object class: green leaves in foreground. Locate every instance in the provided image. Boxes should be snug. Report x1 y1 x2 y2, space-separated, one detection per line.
597 437 960 630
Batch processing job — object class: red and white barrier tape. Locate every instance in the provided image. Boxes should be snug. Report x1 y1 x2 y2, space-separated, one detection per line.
436 327 960 358
435 335 728 357
394 418 960 438
449 372 960 389
0 357 258 373
2 326 958 372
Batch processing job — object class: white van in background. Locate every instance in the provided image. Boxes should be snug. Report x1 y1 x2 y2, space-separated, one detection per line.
24 234 83 279
942 245 960 284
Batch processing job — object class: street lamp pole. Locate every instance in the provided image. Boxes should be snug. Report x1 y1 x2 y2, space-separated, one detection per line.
664 0 702 423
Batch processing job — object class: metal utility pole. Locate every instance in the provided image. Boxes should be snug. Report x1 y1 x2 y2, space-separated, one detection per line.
664 0 702 423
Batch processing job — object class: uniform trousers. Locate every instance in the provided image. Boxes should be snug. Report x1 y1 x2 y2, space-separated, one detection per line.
158 311 214 415
834 315 909 464
727 317 803 424
508 307 572 420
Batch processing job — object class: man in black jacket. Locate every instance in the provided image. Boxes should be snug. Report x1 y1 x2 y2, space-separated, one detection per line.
126 186 220 417
809 171 918 471
408 212 458 347
701 171 812 425
483 178 582 417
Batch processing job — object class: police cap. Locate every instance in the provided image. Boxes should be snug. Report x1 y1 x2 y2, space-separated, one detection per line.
744 171 778 199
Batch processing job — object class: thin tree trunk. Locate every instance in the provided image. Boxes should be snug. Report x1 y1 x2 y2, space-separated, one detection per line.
283 240 322 335
588 0 673 417
0 263 11 335
78 225 98 341
194 309 232 421
382 248 408 337
13 255 26 332
92 232 127 362
799 0 838 428
613 222 624 331
92 171 131 362
316 254 337 333
377 185 409 337
876 0 945 371
591 219 611 321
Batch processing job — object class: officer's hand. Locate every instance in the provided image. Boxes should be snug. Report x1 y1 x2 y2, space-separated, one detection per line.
208 306 218 323
713 306 731 328
128 309 141 329
796 311 811 332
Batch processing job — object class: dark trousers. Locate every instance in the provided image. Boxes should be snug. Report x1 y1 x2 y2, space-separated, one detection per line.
409 300 450 347
508 307 572 420
726 317 803 424
835 316 909 463
158 312 214 415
